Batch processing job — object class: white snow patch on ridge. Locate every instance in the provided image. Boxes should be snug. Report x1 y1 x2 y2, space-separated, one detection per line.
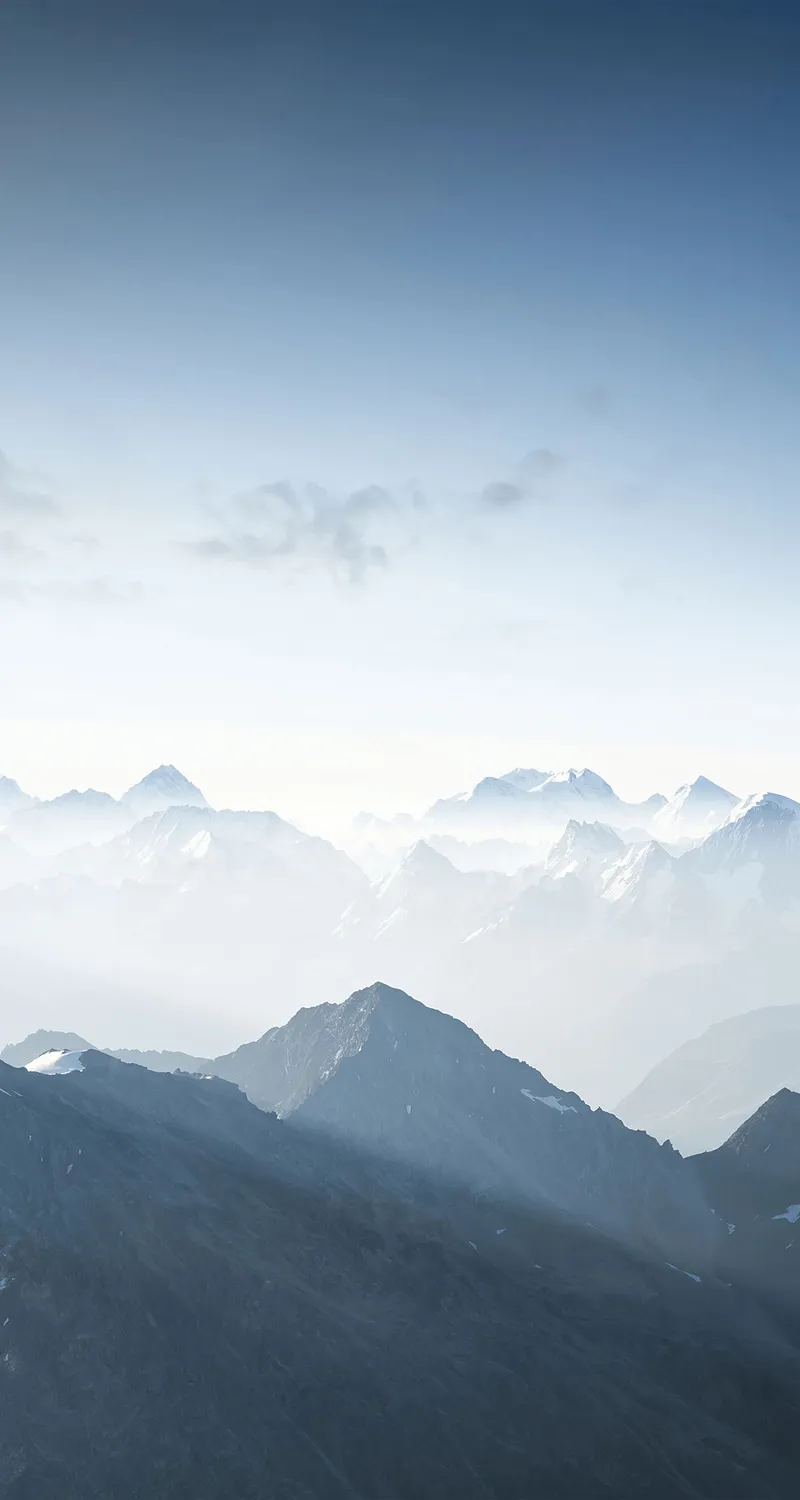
520 1089 577 1114
773 1205 800 1225
183 829 212 859
665 1263 702 1283
25 1050 86 1075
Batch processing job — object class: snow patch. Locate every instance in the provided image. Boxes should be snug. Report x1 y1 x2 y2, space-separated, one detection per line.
773 1204 800 1225
520 1088 577 1114
665 1262 701 1283
182 829 212 860
25 1050 85 1075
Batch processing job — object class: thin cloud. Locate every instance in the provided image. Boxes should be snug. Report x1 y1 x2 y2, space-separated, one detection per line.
191 480 405 584
0 530 44 563
41 576 145 604
576 386 613 418
481 480 526 509
0 575 144 606
480 449 563 510
0 451 60 519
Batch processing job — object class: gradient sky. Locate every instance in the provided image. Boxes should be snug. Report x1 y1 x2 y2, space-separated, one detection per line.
1 0 799 828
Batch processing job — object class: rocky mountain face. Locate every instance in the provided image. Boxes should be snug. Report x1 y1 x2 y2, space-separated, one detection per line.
211 983 715 1263
693 1089 800 1304
2 1047 800 1497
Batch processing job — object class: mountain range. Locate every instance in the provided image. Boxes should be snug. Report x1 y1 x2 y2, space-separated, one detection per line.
4 984 713 1262
2 983 800 1495
2 760 800 1118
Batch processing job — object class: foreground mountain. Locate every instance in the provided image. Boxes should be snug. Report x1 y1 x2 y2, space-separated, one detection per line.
5 984 715 1260
211 982 714 1261
694 1089 800 1303
2 1047 800 1497
617 1006 800 1154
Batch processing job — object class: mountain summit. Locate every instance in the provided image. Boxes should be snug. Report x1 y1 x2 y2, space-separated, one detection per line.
122 765 209 816
653 776 738 841
212 981 713 1259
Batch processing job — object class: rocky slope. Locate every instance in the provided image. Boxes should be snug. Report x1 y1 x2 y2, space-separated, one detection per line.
212 982 715 1262
693 1089 800 1304
1 1049 800 1497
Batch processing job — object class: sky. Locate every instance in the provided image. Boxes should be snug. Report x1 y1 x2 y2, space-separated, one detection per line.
1 0 799 830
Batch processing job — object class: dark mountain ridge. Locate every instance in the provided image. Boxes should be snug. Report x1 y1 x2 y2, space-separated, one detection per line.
2 1048 800 1497
210 983 714 1262
694 1089 800 1306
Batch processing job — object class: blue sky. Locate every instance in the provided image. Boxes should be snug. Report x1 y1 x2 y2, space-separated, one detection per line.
1 0 799 824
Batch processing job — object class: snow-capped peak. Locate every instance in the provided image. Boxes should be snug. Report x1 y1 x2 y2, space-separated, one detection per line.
123 765 209 815
601 840 674 907
545 820 625 880
25 1049 86 1075
497 768 550 792
724 791 800 827
652 776 738 841
533 768 617 801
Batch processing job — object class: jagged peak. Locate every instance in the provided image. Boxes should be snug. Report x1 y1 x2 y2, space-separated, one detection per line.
724 791 800 826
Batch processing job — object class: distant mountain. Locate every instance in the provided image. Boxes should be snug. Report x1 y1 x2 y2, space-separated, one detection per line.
680 792 800 921
559 933 800 1112
427 766 666 837
57 804 365 903
1 1029 94 1068
427 833 544 875
426 768 549 828
122 764 209 817
617 1007 800 1154
496 767 551 791
0 775 36 823
110 1045 214 1073
337 843 512 949
0 768 208 860
0 832 39 890
2 1049 799 1496
1 1030 213 1077
4 788 131 856
652 776 738 842
600 839 677 919
694 1089 800 1302
545 819 626 884
211 982 714 1260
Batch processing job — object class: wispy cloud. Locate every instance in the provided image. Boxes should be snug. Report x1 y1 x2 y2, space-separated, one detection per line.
0 530 44 563
0 575 144 607
576 386 612 419
480 449 562 510
0 451 60 519
191 480 410 583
